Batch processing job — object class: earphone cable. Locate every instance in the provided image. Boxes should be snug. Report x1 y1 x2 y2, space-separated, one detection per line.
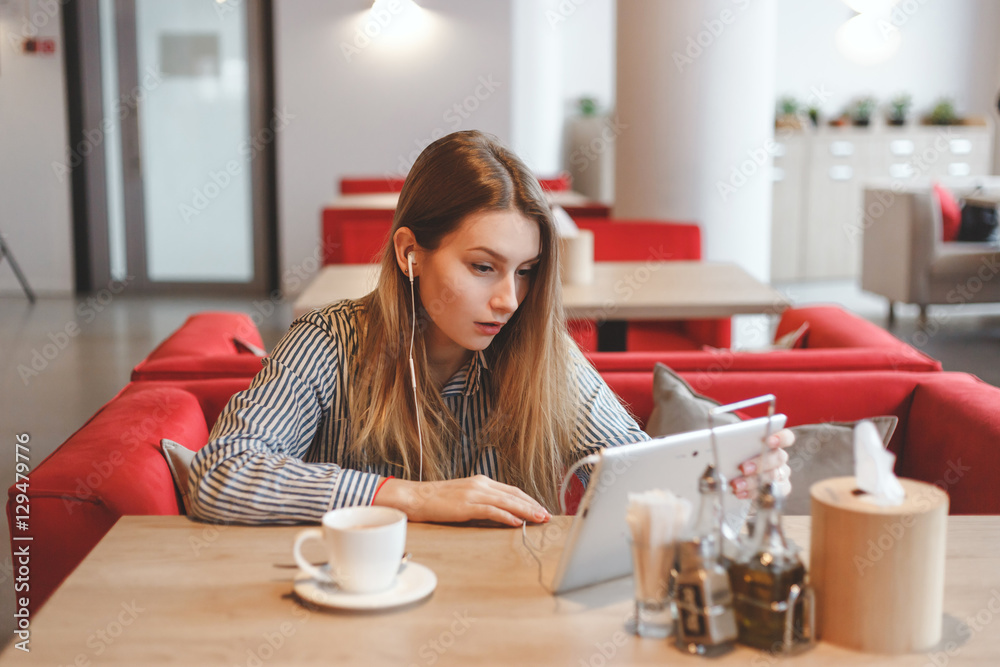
520 453 600 593
408 267 424 483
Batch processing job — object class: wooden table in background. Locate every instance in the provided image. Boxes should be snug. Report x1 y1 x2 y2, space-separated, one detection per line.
325 189 610 217
293 261 789 319
2 516 997 665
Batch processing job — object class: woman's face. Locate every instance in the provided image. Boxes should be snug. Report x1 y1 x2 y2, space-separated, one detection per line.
418 209 541 358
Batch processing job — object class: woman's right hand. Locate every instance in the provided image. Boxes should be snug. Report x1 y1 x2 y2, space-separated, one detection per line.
372 475 551 527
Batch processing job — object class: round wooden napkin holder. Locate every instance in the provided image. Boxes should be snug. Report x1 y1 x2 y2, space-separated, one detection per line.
809 476 948 654
559 230 594 285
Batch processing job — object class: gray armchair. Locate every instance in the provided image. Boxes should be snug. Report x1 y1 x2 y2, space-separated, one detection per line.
861 179 1000 325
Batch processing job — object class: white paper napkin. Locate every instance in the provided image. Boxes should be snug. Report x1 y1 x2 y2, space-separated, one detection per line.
854 419 905 506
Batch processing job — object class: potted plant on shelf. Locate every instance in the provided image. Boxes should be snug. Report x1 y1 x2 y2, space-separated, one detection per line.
927 98 958 125
886 93 912 126
851 96 877 127
775 96 802 129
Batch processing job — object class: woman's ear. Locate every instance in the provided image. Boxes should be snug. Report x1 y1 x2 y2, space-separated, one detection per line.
393 227 419 278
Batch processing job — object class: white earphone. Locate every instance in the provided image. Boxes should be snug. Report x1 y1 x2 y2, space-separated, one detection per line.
406 250 424 481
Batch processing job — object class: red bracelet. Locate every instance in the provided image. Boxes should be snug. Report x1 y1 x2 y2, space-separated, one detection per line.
373 476 394 502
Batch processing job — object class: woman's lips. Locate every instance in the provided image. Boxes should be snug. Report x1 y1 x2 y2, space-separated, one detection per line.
475 322 502 335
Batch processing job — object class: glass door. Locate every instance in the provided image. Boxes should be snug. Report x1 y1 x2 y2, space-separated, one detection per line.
102 0 271 292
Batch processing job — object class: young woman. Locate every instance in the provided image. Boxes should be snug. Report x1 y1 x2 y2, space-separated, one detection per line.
189 130 791 527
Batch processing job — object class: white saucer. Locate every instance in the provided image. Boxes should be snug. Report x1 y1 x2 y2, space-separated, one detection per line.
293 563 437 611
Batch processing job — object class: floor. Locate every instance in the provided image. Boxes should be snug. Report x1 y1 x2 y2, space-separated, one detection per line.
0 281 997 645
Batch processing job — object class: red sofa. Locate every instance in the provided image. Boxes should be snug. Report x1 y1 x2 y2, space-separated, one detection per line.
130 312 267 382
11 362 998 613
588 306 941 375
339 172 574 196
130 306 939 383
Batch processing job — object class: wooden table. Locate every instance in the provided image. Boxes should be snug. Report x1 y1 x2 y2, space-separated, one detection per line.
293 260 789 319
3 516 996 666
327 189 608 213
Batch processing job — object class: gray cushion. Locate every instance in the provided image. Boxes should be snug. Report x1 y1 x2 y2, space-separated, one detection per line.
645 363 740 437
783 417 897 515
160 438 197 514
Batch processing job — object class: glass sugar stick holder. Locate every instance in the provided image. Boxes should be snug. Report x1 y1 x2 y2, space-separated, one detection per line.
708 394 816 655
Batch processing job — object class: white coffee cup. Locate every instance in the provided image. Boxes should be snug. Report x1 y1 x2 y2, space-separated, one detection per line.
293 506 407 594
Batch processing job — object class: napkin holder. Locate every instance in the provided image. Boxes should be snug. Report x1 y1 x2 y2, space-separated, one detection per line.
559 230 594 286
809 476 948 654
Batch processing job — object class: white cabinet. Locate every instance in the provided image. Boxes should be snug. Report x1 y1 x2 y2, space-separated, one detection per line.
770 123 994 281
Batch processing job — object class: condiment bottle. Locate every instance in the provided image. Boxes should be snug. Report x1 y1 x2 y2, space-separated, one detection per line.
729 480 809 652
674 465 738 656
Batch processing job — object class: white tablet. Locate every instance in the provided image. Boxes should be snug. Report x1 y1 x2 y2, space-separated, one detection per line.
550 413 787 594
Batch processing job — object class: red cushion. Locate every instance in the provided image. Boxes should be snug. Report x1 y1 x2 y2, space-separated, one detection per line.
339 176 405 195
575 219 702 261
538 172 572 192
625 323 703 351
132 312 266 381
567 319 598 353
322 209 394 264
776 306 915 350
934 183 962 242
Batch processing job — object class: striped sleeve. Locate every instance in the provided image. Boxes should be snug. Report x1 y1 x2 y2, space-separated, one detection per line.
188 310 381 525
567 345 650 485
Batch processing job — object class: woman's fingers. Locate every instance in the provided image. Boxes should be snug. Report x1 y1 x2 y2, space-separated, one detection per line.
388 476 551 526
732 462 792 499
764 428 796 450
738 446 789 477
471 476 550 522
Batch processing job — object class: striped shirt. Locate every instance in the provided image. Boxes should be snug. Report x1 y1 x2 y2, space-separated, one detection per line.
189 300 650 524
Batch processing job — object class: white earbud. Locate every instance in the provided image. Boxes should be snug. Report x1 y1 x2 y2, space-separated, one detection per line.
407 251 414 281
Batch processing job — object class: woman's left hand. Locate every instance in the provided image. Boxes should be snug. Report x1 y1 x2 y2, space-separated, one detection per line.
730 429 794 499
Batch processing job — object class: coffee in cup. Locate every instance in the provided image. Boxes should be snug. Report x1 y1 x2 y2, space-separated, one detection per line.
293 506 407 594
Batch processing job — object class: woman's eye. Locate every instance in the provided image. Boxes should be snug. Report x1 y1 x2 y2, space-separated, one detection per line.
517 267 535 277
471 263 492 274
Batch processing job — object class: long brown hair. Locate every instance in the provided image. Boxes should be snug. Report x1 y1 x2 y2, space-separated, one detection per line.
347 130 578 510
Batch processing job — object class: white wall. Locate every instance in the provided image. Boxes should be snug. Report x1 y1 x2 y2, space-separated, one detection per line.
0 5 73 296
775 0 1000 134
274 0 513 294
